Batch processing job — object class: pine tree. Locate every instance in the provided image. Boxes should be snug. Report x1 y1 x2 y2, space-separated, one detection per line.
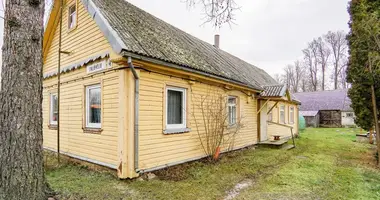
0 0 46 199
347 0 380 163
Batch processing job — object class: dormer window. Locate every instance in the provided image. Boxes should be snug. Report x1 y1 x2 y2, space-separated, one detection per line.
68 4 77 30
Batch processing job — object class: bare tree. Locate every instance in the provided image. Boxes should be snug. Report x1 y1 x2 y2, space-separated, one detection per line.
0 0 46 199
300 75 309 92
273 73 283 84
184 0 240 27
283 65 292 89
315 37 331 91
282 60 304 93
303 41 319 91
324 31 348 89
292 60 304 93
339 58 349 89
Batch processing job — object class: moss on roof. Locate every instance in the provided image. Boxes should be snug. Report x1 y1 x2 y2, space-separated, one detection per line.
91 0 277 90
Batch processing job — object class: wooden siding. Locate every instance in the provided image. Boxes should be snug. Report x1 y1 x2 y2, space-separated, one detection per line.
138 71 258 170
267 101 299 139
43 0 114 73
43 0 119 167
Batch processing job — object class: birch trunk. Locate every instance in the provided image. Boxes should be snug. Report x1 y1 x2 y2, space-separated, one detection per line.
0 0 46 199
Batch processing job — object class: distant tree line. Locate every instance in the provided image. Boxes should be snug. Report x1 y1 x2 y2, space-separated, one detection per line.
274 30 349 93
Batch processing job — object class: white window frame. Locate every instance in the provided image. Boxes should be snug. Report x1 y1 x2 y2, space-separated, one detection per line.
86 84 101 129
50 93 58 125
289 106 295 124
166 87 187 130
68 4 77 30
228 96 237 126
280 105 285 124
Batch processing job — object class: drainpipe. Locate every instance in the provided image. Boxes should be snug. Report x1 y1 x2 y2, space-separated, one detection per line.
128 57 139 171
57 0 64 164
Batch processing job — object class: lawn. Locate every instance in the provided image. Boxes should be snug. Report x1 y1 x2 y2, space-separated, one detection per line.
46 128 380 200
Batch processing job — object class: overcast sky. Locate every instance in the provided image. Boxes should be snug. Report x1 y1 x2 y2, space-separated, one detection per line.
126 0 350 76
0 0 350 77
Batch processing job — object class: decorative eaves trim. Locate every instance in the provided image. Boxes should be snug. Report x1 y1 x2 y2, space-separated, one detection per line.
43 51 110 78
81 0 127 54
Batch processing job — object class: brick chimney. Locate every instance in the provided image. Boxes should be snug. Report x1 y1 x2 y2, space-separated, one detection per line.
214 34 220 48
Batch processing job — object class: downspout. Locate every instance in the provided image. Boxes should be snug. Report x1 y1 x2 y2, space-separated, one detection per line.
127 57 139 171
57 0 64 164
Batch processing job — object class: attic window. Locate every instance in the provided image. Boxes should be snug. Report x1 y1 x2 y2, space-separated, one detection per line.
68 4 77 30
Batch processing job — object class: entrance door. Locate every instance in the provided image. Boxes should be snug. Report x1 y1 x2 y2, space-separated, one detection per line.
260 103 268 141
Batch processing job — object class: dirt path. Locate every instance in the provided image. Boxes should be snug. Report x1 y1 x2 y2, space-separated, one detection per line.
223 157 292 200
224 179 254 200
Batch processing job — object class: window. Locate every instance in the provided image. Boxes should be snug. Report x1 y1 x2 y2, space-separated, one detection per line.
268 111 273 122
68 4 77 29
346 112 354 117
228 96 237 125
50 94 58 125
289 106 295 124
166 87 186 130
86 84 101 128
280 105 285 124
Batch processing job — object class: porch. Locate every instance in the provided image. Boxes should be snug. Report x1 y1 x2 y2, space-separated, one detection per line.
258 136 295 150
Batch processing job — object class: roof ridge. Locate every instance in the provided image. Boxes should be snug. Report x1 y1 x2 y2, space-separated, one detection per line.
294 89 348 95
88 0 278 89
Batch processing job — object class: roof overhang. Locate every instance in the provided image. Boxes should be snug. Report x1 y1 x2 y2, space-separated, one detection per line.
259 96 301 105
121 52 263 93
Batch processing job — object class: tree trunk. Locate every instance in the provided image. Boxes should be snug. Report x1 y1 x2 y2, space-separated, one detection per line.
0 1 46 199
322 68 325 91
369 61 380 166
334 64 338 90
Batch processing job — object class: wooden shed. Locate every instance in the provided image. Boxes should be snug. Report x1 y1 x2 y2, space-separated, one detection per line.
294 90 355 128
300 111 320 128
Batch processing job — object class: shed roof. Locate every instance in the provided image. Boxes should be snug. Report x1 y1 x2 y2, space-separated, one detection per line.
300 111 319 117
260 85 287 97
293 89 353 112
85 0 277 91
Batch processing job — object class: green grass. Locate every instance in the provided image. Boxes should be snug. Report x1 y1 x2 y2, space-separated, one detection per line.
46 128 380 200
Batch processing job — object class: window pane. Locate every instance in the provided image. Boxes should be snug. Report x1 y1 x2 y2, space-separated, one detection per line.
280 106 285 123
228 96 237 125
229 106 236 125
167 90 183 125
51 94 58 123
290 107 294 123
89 87 101 124
232 106 236 124
69 5 76 29
228 97 236 104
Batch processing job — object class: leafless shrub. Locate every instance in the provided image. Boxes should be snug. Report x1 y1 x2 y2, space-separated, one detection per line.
191 88 243 162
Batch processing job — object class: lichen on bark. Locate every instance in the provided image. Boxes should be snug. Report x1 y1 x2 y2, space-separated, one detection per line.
0 0 46 199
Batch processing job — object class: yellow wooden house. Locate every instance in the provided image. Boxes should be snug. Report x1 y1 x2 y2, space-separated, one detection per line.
43 0 301 178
